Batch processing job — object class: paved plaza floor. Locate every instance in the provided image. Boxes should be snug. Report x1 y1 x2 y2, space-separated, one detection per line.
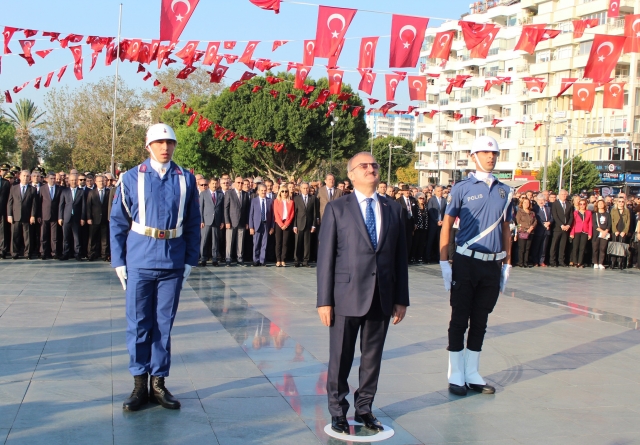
1 259 640 445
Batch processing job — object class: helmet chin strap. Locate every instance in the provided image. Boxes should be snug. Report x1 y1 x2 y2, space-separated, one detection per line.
473 153 491 174
147 146 172 164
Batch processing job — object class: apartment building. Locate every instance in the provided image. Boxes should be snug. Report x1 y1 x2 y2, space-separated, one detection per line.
366 111 416 140
415 0 640 193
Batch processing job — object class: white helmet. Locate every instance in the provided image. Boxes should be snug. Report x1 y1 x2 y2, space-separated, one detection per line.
146 123 177 148
470 136 499 155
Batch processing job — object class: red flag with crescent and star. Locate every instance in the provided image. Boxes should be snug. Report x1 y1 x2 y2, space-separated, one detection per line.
459 21 497 51
314 6 357 58
515 25 561 54
160 0 200 42
294 65 312 90
239 41 260 64
389 14 429 68
470 29 498 58
385 74 403 101
584 34 626 83
209 65 228 83
624 14 640 53
429 31 455 60
203 42 220 65
573 19 599 38
572 83 596 111
328 69 344 95
303 40 316 66
358 37 378 69
608 0 620 18
3 27 21 54
175 40 199 64
603 82 625 109
557 78 578 97
523 77 547 93
358 69 376 95
407 75 427 101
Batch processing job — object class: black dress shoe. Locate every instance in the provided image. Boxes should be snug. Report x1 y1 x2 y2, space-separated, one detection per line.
354 413 384 432
253 261 260 267
467 382 496 394
12 256 18 260
238 261 245 267
212 261 219 267
149 376 180 409
198 261 206 267
225 261 231 267
448 383 468 396
58 256 69 261
123 373 148 411
294 263 300 268
331 415 349 435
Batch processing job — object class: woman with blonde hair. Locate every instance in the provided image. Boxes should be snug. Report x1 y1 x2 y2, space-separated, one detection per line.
569 198 592 268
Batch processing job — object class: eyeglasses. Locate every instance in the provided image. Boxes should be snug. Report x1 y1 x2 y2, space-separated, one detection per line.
78 179 86 181
280 191 289 194
349 162 380 172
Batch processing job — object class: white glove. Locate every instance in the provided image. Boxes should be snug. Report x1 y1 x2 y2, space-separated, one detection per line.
115 266 127 291
182 264 192 288
440 261 452 292
500 264 512 294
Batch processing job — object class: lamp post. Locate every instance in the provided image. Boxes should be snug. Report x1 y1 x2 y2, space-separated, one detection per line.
388 144 404 185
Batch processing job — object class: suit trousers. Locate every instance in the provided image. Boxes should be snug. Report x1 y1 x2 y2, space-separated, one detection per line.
592 236 609 265
225 226 245 262
327 286 390 417
81 222 89 258
275 224 291 262
40 220 58 258
89 222 110 259
550 230 570 265
252 223 268 264
200 224 220 261
126 268 182 377
0 217 9 255
412 229 428 261
448 253 501 352
571 232 589 265
517 237 532 266
294 228 312 264
11 221 30 257
404 219 414 261
29 221 40 257
531 234 549 265
62 218 82 259
425 224 441 262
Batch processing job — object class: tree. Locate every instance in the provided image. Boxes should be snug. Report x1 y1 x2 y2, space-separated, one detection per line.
4 99 45 170
371 135 414 184
536 156 600 193
396 154 419 185
0 116 18 164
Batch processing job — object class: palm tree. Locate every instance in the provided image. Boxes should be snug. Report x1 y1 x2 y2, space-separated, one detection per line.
4 98 45 170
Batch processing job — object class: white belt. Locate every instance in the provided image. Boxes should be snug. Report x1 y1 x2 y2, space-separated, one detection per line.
131 221 183 239
456 246 506 262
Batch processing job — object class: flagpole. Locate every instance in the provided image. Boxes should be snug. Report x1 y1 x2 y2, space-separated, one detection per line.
110 3 123 176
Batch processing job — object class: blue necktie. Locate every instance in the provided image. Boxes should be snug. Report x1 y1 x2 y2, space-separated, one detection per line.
261 199 266 222
50 187 54 200
365 198 377 250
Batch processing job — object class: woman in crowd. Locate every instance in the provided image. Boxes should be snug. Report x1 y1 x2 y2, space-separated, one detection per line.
569 198 592 268
592 198 611 270
610 196 631 270
515 197 537 267
273 188 295 267
412 192 429 263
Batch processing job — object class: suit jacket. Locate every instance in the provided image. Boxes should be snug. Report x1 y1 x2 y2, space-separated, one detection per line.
39 183 63 221
273 199 295 228
58 187 86 223
426 196 446 225
317 193 409 317
551 200 574 230
224 188 250 227
0 177 10 217
317 186 343 220
293 194 318 232
570 210 593 237
397 195 418 225
86 187 111 225
200 188 225 227
533 203 553 236
248 197 274 231
108 186 117 221
7 183 37 222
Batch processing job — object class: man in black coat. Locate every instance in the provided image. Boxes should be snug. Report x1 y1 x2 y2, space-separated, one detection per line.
425 185 447 263
0 163 11 259
85 174 110 261
396 185 418 262
293 182 318 267
39 173 63 259
549 189 574 267
224 176 251 266
7 170 38 259
58 174 86 261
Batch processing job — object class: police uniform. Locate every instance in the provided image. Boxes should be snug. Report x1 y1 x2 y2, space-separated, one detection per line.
110 124 200 411
440 136 513 397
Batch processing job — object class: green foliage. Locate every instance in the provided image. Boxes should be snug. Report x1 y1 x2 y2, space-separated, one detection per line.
371 135 414 184
0 117 18 163
536 156 600 193
3 98 45 170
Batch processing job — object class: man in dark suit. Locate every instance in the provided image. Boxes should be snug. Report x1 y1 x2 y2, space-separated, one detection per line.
58 173 86 261
224 175 250 266
293 182 318 267
531 194 553 267
199 178 225 266
0 163 11 259
317 174 344 222
85 175 110 261
425 186 447 263
7 170 38 259
396 185 418 262
39 173 62 259
29 170 43 258
248 183 274 266
318 152 409 434
549 189 573 267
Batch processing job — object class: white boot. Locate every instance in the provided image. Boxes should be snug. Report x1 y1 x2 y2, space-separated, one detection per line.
464 349 495 394
447 351 467 395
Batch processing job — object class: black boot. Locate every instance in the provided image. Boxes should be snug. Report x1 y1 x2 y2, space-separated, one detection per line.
149 376 181 409
123 373 149 411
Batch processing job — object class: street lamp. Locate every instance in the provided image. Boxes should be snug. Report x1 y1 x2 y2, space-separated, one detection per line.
388 143 404 185
330 115 339 172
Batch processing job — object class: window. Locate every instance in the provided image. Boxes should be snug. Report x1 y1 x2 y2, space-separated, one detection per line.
499 150 509 162
579 41 593 56
506 15 517 27
502 82 512 95
521 152 530 161
536 50 551 63
634 117 640 133
557 21 573 34
477 128 486 137
556 46 573 60
502 107 511 117
597 117 603 133
502 127 512 139
610 116 624 133
523 102 535 115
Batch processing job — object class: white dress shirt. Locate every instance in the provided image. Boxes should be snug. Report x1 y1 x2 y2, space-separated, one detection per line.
353 189 381 243
282 199 288 220
149 158 171 178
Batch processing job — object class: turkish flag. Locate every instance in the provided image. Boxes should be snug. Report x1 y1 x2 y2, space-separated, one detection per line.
584 34 626 83
385 74 403 101
446 75 471 95
203 42 220 65
294 65 312 90
557 78 578 97
484 78 504 92
160 0 200 42
603 82 625 109
69 45 82 63
13 82 28 94
608 0 620 18
573 19 599 38
624 15 640 53
19 40 35 59
44 71 54 88
572 83 596 111
328 69 344 95
229 81 245 92
358 37 378 69
209 65 228 83
389 14 429 68
470 29 498 58
3 27 21 54
314 6 357 58
176 66 197 79
429 31 455 60
327 38 345 69
73 59 83 81
523 77 547 93
175 40 199 64
90 52 99 71
239 41 260 64
459 21 497 51
60 34 83 49
35 49 53 59
156 44 173 68
470 116 482 123
126 39 142 62
491 119 503 127
316 89 331 104
380 102 397 117
57 65 67 82
454 113 463 121
249 0 280 13
408 75 427 101
358 69 376 95
272 40 287 51
303 40 316 66
515 26 560 54
137 43 152 64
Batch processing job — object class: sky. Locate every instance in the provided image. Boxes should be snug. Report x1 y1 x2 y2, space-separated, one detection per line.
1 0 472 112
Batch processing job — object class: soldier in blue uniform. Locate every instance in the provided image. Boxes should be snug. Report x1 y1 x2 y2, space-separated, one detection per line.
110 123 200 411
439 136 513 396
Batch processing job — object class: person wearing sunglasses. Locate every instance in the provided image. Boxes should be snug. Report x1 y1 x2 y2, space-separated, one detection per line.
569 198 592 268
611 196 631 269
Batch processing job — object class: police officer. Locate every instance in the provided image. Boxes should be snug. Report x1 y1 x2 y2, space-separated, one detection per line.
439 136 513 396
110 123 200 411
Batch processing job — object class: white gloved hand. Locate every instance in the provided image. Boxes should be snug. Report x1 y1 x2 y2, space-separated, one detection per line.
500 264 512 294
182 264 192 288
440 261 452 292
115 266 127 290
